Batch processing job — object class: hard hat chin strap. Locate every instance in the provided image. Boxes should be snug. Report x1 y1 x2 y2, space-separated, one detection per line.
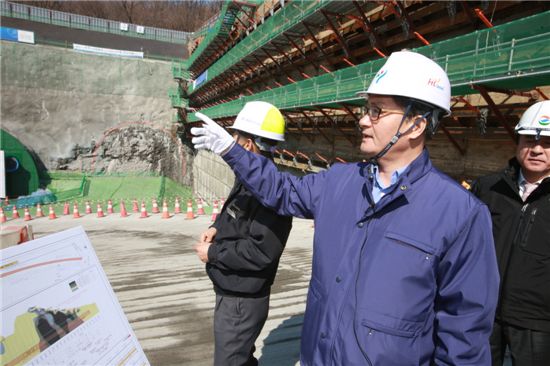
368 105 431 176
368 104 431 170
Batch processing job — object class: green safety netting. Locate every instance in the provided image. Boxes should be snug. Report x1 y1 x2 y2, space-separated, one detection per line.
172 61 192 80
187 0 331 94
168 86 188 108
186 0 252 72
187 11 550 122
185 2 230 70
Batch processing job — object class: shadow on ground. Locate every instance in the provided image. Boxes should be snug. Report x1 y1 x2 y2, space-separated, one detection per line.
259 314 303 366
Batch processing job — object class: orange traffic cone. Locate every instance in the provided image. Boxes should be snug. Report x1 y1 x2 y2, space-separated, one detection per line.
220 197 226 208
36 203 45 218
73 202 81 218
211 200 219 222
174 197 182 214
96 203 105 218
152 199 160 214
132 199 139 212
107 200 114 214
48 205 57 220
196 198 205 215
120 200 129 217
185 199 195 220
0 207 7 223
85 201 92 214
140 202 148 218
24 207 32 221
161 200 171 219
63 202 70 215
4 197 9 206
12 205 20 219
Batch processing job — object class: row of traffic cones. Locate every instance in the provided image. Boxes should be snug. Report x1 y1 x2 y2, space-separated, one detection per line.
1 204 65 222
1 197 226 222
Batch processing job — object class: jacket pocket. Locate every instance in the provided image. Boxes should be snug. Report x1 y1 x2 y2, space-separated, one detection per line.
302 277 325 357
356 232 436 329
361 318 415 338
361 310 424 338
385 231 436 257
358 310 424 365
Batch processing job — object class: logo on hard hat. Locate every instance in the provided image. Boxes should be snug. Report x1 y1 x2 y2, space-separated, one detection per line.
374 69 388 84
539 115 550 126
427 78 444 91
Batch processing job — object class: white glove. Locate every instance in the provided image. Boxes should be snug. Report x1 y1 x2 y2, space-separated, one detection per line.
191 112 235 155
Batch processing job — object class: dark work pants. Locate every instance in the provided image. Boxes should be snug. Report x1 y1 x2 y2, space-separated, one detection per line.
213 294 270 366
491 320 550 366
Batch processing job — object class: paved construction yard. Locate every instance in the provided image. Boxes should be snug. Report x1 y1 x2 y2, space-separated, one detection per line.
15 212 314 366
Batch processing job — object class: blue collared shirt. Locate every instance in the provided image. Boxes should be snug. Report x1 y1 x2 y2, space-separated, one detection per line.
371 164 409 204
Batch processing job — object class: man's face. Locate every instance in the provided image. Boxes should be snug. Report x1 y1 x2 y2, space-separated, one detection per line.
516 135 550 180
358 94 409 158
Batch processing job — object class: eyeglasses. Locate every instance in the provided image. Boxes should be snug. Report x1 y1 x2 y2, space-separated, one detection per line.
362 105 405 122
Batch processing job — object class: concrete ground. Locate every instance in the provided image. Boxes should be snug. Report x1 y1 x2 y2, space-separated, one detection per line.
6 211 314 366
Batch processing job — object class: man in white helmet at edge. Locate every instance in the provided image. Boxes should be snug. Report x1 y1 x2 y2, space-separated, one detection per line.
193 101 292 366
472 101 550 365
192 51 499 365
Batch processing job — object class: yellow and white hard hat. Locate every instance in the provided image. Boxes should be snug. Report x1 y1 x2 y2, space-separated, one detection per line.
230 101 286 142
515 100 550 139
357 51 451 115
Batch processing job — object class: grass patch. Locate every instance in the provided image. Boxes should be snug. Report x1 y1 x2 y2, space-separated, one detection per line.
36 173 214 213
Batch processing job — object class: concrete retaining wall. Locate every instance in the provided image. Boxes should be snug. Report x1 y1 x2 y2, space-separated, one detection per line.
192 150 234 202
1 41 174 171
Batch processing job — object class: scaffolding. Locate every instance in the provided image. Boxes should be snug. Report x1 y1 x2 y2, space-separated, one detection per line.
187 0 331 94
187 11 550 122
184 1 262 76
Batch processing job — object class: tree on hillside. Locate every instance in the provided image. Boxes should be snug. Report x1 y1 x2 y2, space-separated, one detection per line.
13 0 222 32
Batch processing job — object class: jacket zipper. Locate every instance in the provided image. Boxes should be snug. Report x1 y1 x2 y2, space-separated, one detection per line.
520 207 537 248
389 238 433 260
512 204 529 246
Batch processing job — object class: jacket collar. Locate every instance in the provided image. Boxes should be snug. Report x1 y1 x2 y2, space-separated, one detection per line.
359 149 433 212
360 149 432 185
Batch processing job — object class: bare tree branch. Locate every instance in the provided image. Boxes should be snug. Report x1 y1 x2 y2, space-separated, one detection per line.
12 0 222 32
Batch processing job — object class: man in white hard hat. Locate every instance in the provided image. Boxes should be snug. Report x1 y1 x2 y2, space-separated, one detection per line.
193 101 292 366
191 51 499 365
472 100 550 366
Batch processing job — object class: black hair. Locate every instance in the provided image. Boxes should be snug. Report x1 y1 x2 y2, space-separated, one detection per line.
394 96 433 118
394 96 444 136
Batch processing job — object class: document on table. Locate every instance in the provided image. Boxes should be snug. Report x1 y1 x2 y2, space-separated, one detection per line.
0 226 150 366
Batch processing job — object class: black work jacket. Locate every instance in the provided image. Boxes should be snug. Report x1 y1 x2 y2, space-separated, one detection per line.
472 158 550 332
206 179 292 298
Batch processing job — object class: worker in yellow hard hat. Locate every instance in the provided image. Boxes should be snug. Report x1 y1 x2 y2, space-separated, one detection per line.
193 101 292 366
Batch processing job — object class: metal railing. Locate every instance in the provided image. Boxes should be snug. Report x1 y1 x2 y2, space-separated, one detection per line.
1 1 192 44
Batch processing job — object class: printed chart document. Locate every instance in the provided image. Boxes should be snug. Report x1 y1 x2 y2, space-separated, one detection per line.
0 226 150 366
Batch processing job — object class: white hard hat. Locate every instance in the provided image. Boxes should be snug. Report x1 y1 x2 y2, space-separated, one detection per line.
515 100 550 139
357 51 451 115
230 101 285 141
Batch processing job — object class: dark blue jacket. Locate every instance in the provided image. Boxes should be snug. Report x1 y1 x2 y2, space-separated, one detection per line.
223 144 499 365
